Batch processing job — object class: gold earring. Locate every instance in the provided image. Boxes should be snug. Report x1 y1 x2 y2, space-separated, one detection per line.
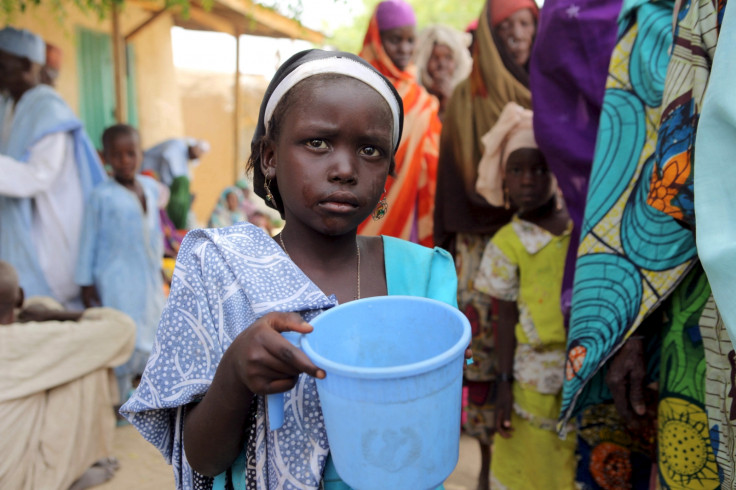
503 186 511 210
264 176 275 203
372 189 388 221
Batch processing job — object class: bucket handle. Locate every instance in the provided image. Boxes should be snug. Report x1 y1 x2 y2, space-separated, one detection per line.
267 331 303 431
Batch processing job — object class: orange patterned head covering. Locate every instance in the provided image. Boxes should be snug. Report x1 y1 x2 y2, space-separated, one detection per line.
490 0 539 26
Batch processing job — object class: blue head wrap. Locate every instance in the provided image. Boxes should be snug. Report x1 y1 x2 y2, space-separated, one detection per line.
0 26 45 65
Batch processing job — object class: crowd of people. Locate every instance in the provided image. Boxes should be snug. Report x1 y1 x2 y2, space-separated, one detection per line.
2 0 736 488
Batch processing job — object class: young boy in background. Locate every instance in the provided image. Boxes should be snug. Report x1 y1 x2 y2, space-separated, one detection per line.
75 124 165 404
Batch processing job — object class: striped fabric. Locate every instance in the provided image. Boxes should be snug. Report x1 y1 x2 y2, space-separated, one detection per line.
647 0 726 227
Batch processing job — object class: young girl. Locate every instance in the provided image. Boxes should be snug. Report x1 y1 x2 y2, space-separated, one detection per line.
474 102 576 488
75 124 165 403
121 50 460 490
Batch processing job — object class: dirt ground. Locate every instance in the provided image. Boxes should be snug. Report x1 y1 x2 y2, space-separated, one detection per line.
98 425 481 489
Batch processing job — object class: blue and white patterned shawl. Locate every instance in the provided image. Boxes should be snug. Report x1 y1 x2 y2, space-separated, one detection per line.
121 223 336 490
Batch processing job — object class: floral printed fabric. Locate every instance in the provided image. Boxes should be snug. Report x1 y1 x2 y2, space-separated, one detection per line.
457 233 498 383
474 216 571 393
475 216 571 349
647 0 726 226
475 216 576 489
473 241 518 302
513 344 566 395
455 233 498 445
561 0 698 425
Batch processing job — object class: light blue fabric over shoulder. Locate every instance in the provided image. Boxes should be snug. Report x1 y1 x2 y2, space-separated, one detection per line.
695 0 736 349
383 236 458 307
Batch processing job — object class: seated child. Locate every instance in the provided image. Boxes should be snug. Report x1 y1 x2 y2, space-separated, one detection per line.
121 49 465 490
75 124 166 403
474 102 577 489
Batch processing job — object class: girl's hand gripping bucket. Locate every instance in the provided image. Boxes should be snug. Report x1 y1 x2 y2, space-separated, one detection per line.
268 295 470 490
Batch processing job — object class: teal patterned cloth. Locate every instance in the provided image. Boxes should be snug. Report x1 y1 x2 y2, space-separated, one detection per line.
560 0 699 422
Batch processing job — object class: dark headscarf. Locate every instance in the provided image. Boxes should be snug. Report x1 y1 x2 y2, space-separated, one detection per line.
433 1 533 250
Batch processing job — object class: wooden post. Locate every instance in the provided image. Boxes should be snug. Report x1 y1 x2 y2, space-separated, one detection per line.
124 8 167 42
233 30 242 183
112 3 128 123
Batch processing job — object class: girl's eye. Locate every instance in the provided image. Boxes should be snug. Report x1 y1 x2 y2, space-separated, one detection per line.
306 139 327 149
360 146 383 157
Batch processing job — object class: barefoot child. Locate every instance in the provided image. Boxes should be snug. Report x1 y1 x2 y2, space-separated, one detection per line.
474 103 576 489
121 50 462 489
75 124 165 403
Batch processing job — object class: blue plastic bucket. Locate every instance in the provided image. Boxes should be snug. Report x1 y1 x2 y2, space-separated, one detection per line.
302 295 470 490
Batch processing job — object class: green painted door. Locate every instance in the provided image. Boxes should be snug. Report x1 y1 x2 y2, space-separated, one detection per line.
77 27 138 150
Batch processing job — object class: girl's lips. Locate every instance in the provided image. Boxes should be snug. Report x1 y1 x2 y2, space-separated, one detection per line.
319 201 358 213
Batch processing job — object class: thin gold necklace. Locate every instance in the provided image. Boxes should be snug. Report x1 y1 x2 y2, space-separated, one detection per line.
278 233 361 300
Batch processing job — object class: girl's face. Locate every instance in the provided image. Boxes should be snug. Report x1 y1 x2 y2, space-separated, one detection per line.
263 77 393 237
495 8 536 66
504 148 553 212
106 133 143 183
427 43 456 81
380 25 416 71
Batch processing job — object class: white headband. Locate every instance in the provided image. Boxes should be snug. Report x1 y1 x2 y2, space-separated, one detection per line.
264 56 401 149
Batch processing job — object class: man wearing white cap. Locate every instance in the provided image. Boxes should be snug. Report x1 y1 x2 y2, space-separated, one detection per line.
140 137 210 229
0 26 106 308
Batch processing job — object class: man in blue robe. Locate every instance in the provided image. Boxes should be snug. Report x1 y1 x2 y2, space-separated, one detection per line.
0 26 105 308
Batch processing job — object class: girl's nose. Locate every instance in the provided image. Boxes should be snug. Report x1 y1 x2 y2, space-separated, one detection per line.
520 171 536 184
328 150 358 184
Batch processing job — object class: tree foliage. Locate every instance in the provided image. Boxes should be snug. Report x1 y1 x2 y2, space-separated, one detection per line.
327 0 486 53
1 0 486 50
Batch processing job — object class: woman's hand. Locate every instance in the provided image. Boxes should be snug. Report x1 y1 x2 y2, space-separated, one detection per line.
464 346 473 370
605 336 647 428
232 312 325 395
495 380 514 438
